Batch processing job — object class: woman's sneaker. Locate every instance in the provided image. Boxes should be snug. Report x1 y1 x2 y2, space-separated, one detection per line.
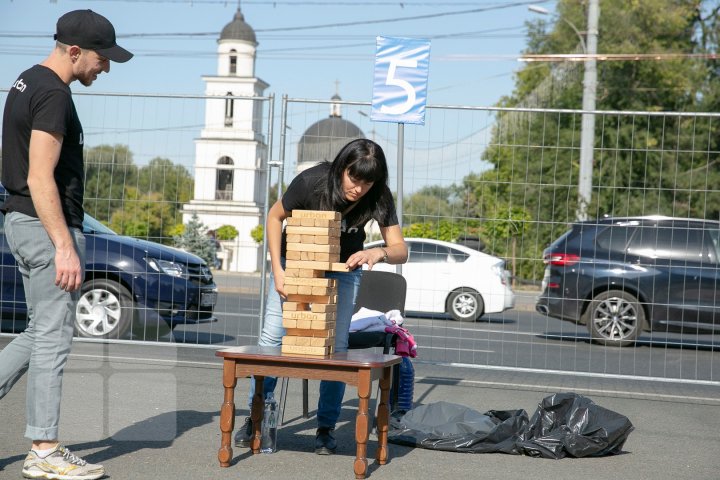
234 417 253 447
22 445 104 480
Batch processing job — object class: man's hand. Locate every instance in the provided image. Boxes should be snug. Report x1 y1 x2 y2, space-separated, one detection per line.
55 246 83 292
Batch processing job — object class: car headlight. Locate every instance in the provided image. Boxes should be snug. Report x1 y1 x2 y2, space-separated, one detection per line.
146 258 188 278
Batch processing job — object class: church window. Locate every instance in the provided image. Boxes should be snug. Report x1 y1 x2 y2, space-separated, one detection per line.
224 92 234 127
216 156 234 200
229 49 237 74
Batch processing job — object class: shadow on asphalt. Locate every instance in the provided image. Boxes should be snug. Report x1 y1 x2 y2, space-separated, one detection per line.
540 331 720 351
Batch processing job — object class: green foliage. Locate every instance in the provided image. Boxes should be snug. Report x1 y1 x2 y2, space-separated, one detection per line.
464 0 720 281
84 148 194 244
216 224 239 241
173 213 217 266
403 220 468 243
250 224 264 244
109 187 175 242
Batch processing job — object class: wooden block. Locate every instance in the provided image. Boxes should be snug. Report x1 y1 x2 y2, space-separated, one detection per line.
330 262 351 272
291 210 341 220
281 344 333 356
286 218 340 229
285 328 335 338
310 320 336 330
295 319 312 329
311 303 337 313
286 294 337 304
282 311 335 321
285 336 334 347
301 235 340 246
285 259 333 270
282 318 297 328
284 277 336 287
310 252 333 262
311 286 336 296
313 219 341 228
282 302 310 311
286 250 302 260
286 234 302 243
284 268 325 278
284 285 299 295
285 226 340 236
286 243 340 254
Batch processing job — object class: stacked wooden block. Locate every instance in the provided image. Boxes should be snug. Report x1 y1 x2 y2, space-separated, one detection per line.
281 210 349 356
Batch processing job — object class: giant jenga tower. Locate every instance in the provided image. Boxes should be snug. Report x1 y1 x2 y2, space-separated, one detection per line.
281 210 350 356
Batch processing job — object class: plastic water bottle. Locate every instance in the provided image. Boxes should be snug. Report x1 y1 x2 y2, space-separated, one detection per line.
395 357 415 414
260 393 279 453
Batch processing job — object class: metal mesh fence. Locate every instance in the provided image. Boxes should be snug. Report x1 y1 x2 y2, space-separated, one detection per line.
0 91 717 384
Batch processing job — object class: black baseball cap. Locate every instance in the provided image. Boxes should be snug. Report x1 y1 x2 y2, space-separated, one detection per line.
54 9 133 63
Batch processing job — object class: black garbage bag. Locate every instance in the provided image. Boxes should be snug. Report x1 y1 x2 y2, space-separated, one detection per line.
388 392 634 459
388 401 529 454
516 392 635 459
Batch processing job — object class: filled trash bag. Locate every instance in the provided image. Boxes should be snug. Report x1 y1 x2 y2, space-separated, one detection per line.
516 392 635 458
388 392 634 459
388 401 529 454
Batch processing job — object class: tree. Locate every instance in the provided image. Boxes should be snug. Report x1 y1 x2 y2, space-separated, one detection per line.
462 0 720 281
109 187 175 242
83 144 137 225
173 213 217 266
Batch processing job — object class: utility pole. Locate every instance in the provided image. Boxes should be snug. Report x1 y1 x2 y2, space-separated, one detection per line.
577 0 599 221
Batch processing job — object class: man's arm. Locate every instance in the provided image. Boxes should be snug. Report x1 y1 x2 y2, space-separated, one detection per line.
27 129 83 292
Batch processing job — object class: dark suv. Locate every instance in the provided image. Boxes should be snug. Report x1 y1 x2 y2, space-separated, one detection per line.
1 185 217 340
536 216 720 347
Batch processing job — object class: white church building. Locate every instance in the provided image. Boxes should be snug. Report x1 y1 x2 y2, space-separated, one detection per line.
182 8 367 272
182 8 268 272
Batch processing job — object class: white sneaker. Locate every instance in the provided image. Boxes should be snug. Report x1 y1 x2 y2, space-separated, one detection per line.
21 445 104 480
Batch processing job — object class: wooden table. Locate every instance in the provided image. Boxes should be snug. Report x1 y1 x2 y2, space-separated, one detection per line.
216 346 402 479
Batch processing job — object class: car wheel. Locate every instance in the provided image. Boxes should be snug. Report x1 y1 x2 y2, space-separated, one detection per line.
446 288 484 322
583 290 644 347
75 279 133 339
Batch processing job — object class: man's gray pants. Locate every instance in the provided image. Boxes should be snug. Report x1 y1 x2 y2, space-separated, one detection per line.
0 212 85 441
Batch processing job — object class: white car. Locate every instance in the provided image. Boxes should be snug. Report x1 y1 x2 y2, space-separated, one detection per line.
365 238 515 322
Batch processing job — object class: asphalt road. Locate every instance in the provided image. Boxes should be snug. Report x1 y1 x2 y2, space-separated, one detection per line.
172 286 720 384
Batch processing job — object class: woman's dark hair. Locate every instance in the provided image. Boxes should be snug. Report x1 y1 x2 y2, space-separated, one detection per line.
316 138 394 228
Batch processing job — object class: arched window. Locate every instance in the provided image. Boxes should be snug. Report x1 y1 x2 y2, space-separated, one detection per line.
229 49 237 75
216 156 234 200
224 91 234 127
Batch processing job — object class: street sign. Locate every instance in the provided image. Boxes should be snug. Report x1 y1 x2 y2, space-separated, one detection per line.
371 36 431 125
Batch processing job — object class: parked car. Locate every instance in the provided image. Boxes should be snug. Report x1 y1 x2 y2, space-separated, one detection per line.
536 216 720 347
365 238 515 321
0 185 217 340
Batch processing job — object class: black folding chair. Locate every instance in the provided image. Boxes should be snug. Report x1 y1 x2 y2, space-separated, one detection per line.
279 270 407 424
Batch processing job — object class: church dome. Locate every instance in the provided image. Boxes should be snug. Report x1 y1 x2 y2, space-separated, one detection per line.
297 95 365 168
220 9 257 45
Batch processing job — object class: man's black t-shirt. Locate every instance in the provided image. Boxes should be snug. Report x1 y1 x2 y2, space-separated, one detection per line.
1 64 85 228
281 162 398 262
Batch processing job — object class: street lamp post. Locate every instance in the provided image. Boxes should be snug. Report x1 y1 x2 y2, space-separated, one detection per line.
529 2 599 221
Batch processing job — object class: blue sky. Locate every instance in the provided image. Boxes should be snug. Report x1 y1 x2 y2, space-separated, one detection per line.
1 0 558 106
0 0 558 188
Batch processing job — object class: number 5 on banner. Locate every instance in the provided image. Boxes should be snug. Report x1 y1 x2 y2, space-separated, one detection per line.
371 36 431 125
380 58 417 115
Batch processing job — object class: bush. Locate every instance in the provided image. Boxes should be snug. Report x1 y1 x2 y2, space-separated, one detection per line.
216 224 239 241
250 224 264 244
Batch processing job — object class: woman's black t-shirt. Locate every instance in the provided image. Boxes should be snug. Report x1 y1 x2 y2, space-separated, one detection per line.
280 162 398 262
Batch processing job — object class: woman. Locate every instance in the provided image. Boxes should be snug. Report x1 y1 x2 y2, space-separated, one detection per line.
235 138 408 454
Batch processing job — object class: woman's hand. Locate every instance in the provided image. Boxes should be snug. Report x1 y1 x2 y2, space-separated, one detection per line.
274 269 287 299
345 247 387 271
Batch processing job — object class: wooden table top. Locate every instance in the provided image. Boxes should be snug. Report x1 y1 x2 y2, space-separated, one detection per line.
215 345 401 368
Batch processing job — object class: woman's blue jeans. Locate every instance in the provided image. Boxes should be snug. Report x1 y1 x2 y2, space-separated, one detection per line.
249 258 361 429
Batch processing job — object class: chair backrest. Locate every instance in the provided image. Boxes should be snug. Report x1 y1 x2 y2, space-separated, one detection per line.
352 270 407 315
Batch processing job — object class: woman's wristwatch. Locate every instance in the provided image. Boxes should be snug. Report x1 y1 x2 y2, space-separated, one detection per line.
379 247 389 263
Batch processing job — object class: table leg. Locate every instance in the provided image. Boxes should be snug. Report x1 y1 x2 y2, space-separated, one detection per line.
353 369 371 479
376 365 392 464
250 375 265 454
218 359 237 467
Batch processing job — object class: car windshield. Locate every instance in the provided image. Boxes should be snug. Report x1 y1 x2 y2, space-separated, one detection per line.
82 214 117 235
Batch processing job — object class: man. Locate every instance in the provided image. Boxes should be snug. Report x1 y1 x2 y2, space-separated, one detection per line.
0 10 132 480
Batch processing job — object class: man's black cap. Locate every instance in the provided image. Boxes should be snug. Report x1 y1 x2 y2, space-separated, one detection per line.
54 9 133 63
